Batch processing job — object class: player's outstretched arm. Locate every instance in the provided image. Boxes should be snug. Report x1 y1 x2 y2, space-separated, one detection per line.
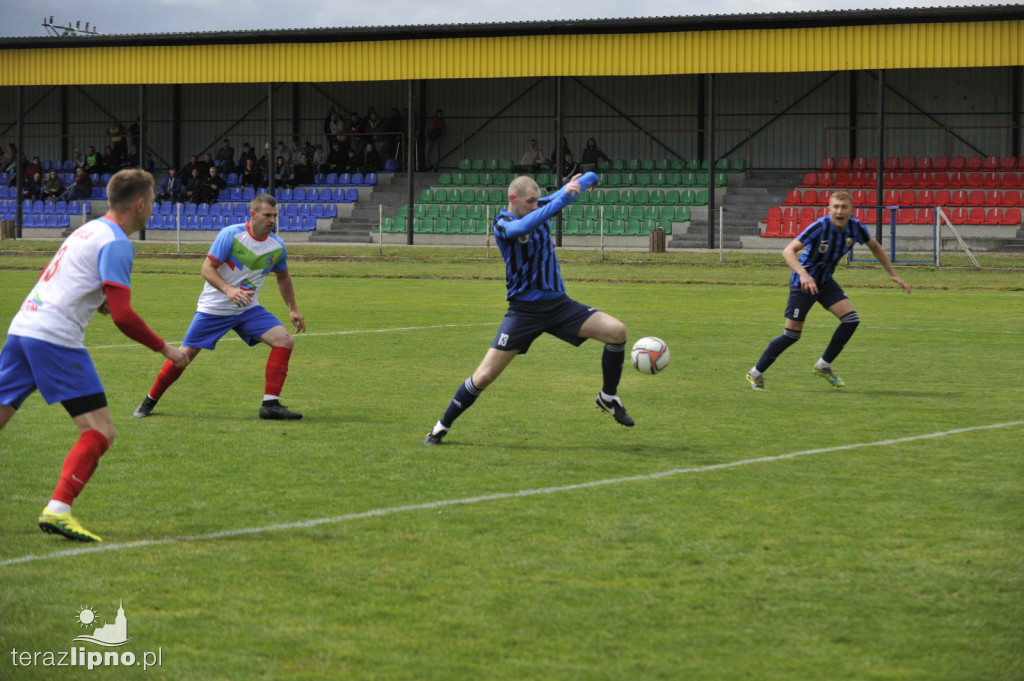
866 239 912 293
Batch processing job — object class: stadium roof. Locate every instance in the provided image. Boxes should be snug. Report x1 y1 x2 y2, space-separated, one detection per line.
1 5 1022 47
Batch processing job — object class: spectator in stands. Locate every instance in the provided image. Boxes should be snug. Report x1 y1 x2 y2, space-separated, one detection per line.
579 137 609 173
22 172 44 201
744 190 912 392
359 142 383 174
326 110 344 149
70 148 85 170
291 154 316 187
180 154 201 179
23 156 43 184
548 137 571 173
215 139 235 172
184 168 204 204
0 143 17 173
514 139 546 173
312 144 328 173
290 142 303 168
347 112 364 147
41 169 65 201
560 152 580 186
157 168 183 203
103 146 119 172
273 156 292 188
122 145 140 169
83 146 102 175
385 107 403 160
198 153 215 177
341 148 360 175
275 141 288 162
127 117 140 150
325 140 345 175
365 111 387 156
236 143 257 173
106 118 127 163
198 166 226 204
58 167 93 202
241 157 264 190
424 109 446 172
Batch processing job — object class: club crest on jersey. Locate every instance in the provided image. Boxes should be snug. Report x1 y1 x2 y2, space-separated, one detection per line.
266 254 275 267
518 235 529 244
845 237 853 247
819 242 829 253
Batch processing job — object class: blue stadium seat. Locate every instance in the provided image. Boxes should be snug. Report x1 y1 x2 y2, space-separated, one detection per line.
325 173 338 185
292 188 307 202
242 187 255 201
338 173 351 186
364 173 377 186
312 204 325 218
346 188 359 203
383 159 398 172
332 187 348 202
55 200 68 213
314 173 325 185
351 173 365 186
323 204 337 218
302 216 316 231
229 187 243 202
298 203 311 217
283 203 298 217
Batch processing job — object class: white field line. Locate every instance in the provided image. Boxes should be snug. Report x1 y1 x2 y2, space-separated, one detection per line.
2 420 1021 569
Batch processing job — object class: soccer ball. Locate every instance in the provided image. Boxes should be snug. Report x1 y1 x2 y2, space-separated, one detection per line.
630 336 670 374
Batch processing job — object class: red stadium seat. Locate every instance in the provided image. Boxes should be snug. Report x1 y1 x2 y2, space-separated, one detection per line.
914 208 935 224
883 157 900 172
917 190 934 206
984 190 1003 207
949 172 967 188
1000 156 1017 171
849 171 867 188
949 190 968 206
966 207 986 224
931 172 950 188
966 190 986 206
864 172 879 188
762 220 782 237
1001 190 1020 207
801 189 819 205
782 206 799 221
915 157 933 172
966 155 984 171
799 207 816 223
896 208 915 224
984 208 1002 224
836 157 852 171
883 172 900 187
898 172 916 188
983 172 1001 188
1000 207 1021 225
883 190 900 206
983 155 1000 171
1000 173 1019 189
899 157 916 171
851 190 868 206
934 189 951 207
785 190 801 205
949 207 968 224
818 189 833 204
866 190 878 206
899 189 917 206
966 172 984 188
913 172 934 189
817 172 834 187
867 157 879 171
949 156 967 171
801 172 818 187
834 171 851 188
852 157 868 172
819 157 836 171
766 206 782 222
932 156 950 171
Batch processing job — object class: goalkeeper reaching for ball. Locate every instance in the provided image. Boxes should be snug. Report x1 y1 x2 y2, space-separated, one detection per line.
423 172 634 446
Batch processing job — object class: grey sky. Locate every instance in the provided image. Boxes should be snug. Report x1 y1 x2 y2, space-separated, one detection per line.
0 0 1012 37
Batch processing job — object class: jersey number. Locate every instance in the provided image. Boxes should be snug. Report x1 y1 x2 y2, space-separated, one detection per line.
40 245 68 282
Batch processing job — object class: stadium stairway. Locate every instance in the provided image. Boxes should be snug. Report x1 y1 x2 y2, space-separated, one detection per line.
668 169 802 249
308 171 438 243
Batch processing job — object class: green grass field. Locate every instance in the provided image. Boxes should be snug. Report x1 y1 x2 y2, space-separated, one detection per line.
1 249 1022 680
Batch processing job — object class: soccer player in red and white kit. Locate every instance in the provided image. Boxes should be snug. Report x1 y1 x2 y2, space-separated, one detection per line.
0 169 189 542
133 193 305 421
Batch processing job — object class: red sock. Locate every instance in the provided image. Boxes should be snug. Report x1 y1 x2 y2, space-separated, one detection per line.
149 359 185 400
264 346 292 398
52 429 110 504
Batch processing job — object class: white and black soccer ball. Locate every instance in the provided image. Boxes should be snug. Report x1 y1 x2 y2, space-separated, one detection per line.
630 336 670 374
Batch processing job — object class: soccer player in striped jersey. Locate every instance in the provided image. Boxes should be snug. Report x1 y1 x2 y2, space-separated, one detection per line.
133 193 306 420
424 172 633 445
746 190 911 390
0 169 189 542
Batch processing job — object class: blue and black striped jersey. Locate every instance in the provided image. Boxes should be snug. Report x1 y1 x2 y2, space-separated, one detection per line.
791 216 872 289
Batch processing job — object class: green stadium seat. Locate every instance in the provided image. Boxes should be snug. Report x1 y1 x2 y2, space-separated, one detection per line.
604 172 621 187
576 190 591 204
425 205 441 218
584 205 601 221
620 189 635 204
440 204 456 219
431 188 447 203
447 188 462 204
651 172 667 186
675 206 691 221
714 172 728 187
596 159 611 171
604 189 620 204
536 172 551 187
665 189 681 204
457 159 472 171
607 218 626 235
670 159 686 171
612 159 626 171
454 205 468 219
634 189 650 204
488 189 504 204
480 172 493 186
414 204 427 218
628 205 645 220
621 172 636 187
590 189 605 204
579 218 598 235
635 172 651 187
465 172 480 186
682 172 697 187
451 172 466 186
437 173 452 186
658 218 674 234
626 159 641 171
492 172 507 187
612 205 629 220
499 159 513 171
696 172 709 186
655 159 671 171
685 159 700 171
695 189 709 205
679 190 696 205
730 158 748 172
567 205 584 219
562 219 580 235
419 189 433 202
715 159 730 172
469 205 485 220
471 159 485 171
486 159 499 171
643 205 660 220
649 189 665 205
625 218 644 235
641 159 656 171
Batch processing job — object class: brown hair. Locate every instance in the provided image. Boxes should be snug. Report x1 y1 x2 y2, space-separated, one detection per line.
106 169 154 209
250 192 277 211
830 190 853 205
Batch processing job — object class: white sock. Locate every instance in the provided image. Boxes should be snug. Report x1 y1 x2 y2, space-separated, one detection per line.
263 394 278 402
432 420 448 435
814 359 830 369
47 500 72 515
748 367 762 377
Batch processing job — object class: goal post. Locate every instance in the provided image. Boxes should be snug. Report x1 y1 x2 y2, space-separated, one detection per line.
849 205 979 268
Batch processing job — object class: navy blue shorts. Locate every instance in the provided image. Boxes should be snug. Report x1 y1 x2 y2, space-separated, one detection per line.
785 278 848 322
182 306 284 350
0 335 105 408
491 295 599 355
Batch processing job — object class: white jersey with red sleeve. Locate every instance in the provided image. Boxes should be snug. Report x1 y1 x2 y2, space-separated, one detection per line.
8 217 136 349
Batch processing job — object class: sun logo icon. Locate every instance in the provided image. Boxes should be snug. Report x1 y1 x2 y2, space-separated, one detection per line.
76 606 99 629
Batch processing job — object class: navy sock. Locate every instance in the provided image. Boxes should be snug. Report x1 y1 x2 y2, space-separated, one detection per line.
755 329 801 373
440 377 482 428
822 312 860 364
602 343 625 396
